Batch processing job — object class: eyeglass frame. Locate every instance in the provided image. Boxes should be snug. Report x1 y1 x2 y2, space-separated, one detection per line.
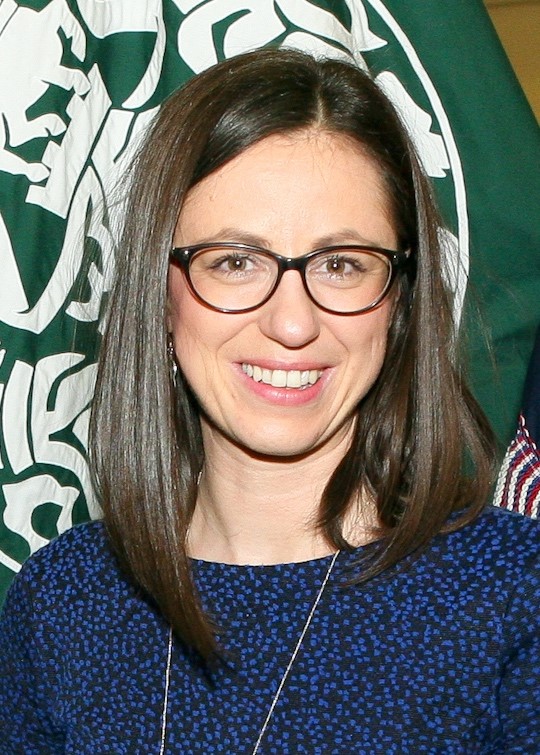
170 242 412 315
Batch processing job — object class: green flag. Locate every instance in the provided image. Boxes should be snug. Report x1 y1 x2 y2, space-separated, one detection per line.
1 0 538 602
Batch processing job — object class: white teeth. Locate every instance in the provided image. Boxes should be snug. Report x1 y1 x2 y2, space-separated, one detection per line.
242 363 322 389
271 370 286 388
286 370 301 388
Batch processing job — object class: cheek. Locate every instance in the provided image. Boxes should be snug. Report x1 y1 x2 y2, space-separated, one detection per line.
168 267 205 372
343 305 393 380
168 265 208 347
350 301 393 347
167 264 189 329
167 266 237 388
169 311 216 412
169 302 207 368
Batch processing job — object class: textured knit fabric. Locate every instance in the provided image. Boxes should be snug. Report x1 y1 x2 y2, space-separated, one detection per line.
0 507 539 754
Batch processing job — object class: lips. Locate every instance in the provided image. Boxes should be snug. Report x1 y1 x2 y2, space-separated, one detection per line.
241 363 323 389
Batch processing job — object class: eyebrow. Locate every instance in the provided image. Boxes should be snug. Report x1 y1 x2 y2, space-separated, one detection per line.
184 226 388 250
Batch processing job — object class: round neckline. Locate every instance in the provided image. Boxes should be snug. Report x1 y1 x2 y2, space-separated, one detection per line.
189 550 338 570
190 550 352 612
189 541 374 573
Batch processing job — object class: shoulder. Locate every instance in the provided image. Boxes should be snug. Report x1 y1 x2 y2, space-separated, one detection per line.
1 520 160 671
394 507 540 608
17 519 114 584
425 507 540 618
3 521 127 619
443 506 540 570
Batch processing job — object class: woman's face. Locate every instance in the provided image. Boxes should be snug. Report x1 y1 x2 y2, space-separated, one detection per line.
168 131 398 460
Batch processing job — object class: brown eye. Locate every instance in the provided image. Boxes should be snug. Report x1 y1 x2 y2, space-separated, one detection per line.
326 257 346 274
206 253 257 276
308 254 367 283
226 255 247 271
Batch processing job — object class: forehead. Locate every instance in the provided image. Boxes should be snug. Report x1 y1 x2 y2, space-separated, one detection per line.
175 130 397 251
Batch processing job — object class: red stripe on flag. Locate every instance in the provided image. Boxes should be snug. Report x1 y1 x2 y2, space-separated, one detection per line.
494 414 540 518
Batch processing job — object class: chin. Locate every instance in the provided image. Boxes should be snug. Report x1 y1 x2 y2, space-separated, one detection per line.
231 428 341 461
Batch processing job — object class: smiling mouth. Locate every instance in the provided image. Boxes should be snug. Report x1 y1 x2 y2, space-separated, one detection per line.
241 363 323 389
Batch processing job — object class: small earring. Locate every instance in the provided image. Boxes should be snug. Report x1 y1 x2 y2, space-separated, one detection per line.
167 333 178 383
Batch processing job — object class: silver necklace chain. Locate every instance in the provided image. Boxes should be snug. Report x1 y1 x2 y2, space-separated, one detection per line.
159 549 340 755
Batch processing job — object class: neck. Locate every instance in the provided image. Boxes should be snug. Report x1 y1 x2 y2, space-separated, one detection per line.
187 426 377 565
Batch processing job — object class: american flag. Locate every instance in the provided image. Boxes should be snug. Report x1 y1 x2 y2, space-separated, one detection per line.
495 327 540 518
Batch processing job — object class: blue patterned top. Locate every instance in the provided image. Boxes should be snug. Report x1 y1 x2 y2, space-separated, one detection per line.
1 507 539 754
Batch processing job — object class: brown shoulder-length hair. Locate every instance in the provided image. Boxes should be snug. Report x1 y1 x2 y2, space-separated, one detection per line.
90 48 496 660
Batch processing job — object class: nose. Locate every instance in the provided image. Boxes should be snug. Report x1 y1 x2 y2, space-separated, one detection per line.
257 270 321 348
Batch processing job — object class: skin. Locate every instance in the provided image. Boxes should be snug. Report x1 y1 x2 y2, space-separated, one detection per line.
168 130 398 564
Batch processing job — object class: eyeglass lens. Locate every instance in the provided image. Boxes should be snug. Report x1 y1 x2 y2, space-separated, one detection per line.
188 246 392 313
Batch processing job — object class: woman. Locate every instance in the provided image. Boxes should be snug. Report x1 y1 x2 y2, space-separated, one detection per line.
1 48 539 753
